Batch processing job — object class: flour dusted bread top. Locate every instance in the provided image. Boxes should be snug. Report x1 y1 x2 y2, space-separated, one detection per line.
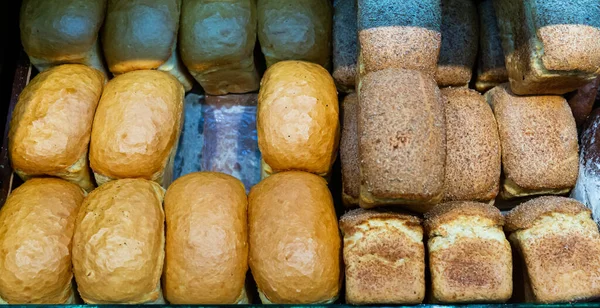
0 178 84 304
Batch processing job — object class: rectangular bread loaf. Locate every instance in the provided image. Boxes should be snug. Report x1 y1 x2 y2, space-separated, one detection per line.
475 0 507 92
340 93 359 207
332 0 358 93
340 209 425 304
358 69 445 211
493 0 600 94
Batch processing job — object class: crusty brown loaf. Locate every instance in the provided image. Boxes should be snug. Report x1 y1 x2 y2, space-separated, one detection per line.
442 88 500 202
19 0 107 76
475 0 507 92
567 78 600 130
340 209 425 304
248 171 341 304
493 0 600 95
90 70 184 188
425 201 512 303
357 0 442 76
332 0 357 92
0 178 83 304
485 84 578 199
9 64 104 192
340 93 359 207
506 196 600 303
435 0 478 87
72 179 165 304
358 68 445 211
180 0 259 95
257 61 339 177
163 172 248 304
257 0 332 69
102 0 193 91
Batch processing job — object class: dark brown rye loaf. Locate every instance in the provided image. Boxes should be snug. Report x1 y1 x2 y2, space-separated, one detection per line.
333 0 358 93
475 0 507 93
340 93 359 207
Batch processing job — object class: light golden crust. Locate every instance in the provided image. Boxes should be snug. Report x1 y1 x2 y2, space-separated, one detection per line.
257 61 339 177
19 0 107 74
340 208 424 304
505 196 590 232
425 201 512 303
72 179 165 304
486 84 578 199
441 88 500 202
248 171 341 304
163 172 248 304
507 196 600 303
9 64 104 192
358 68 445 210
0 178 83 304
493 0 600 94
257 0 332 69
180 0 259 95
103 0 180 73
89 70 184 187
340 93 359 206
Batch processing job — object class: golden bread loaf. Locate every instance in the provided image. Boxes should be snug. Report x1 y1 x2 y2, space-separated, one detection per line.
340 209 425 304
257 61 339 178
0 178 84 304
425 202 512 303
90 70 184 188
72 179 165 304
248 171 341 304
163 172 248 304
19 0 107 76
9 64 104 192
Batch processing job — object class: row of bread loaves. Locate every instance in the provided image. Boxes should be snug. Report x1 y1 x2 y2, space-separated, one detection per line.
8 65 184 192
0 171 341 304
20 0 333 95
339 197 600 304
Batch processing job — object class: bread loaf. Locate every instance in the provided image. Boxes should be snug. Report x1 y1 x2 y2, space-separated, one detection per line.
0 179 83 304
486 84 578 199
340 93 359 207
435 0 478 87
103 0 193 91
9 64 104 192
493 0 600 95
332 0 358 92
180 0 259 95
19 0 107 76
506 196 600 303
442 88 500 202
72 179 165 304
357 0 442 76
248 171 341 304
425 202 512 303
257 61 339 178
567 78 600 130
358 69 445 211
90 70 184 188
257 0 332 69
340 209 425 304
163 172 248 304
475 0 507 92
571 108 600 225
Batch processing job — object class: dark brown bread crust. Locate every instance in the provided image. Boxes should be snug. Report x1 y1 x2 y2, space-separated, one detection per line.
424 201 504 234
332 0 357 92
340 93 359 206
505 196 590 232
475 0 507 92
567 78 600 130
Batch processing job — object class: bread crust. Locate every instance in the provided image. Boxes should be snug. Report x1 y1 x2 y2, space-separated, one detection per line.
340 208 425 304
505 196 589 232
358 68 445 210
248 171 341 304
340 93 359 206
442 87 500 202
72 179 165 304
332 0 358 92
257 61 339 177
180 0 259 95
9 64 104 192
90 70 184 187
475 0 507 92
163 172 248 304
486 84 578 199
424 201 504 233
257 0 332 69
0 178 83 304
